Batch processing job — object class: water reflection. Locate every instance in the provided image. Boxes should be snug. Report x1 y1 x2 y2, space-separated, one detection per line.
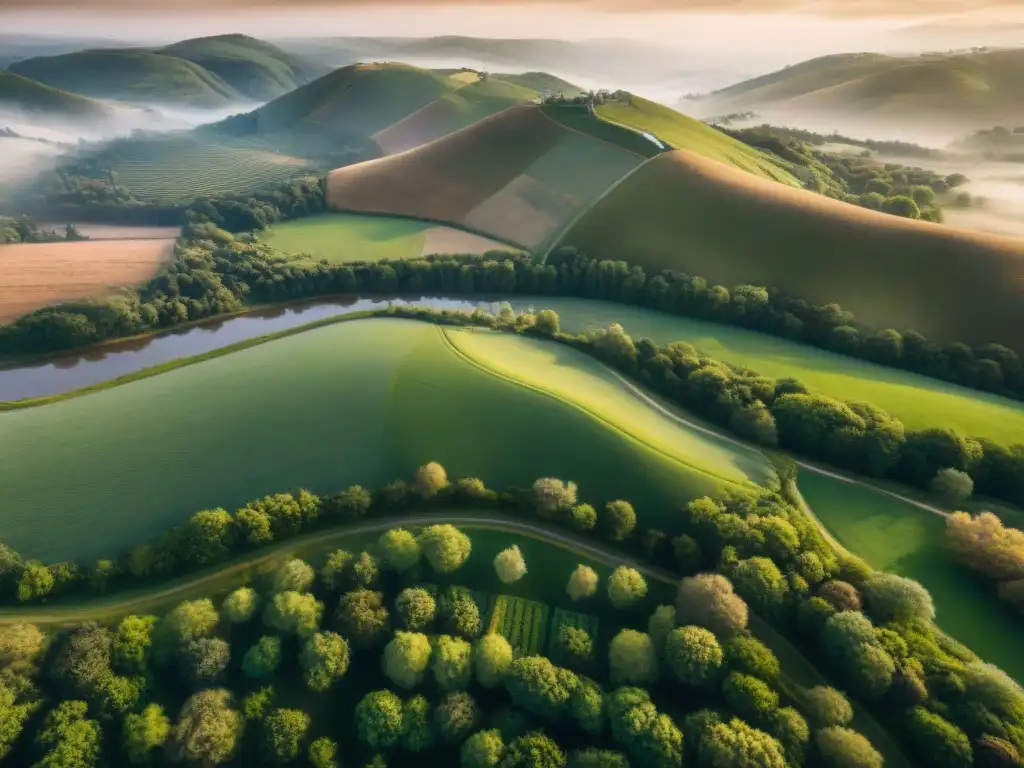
0 296 504 402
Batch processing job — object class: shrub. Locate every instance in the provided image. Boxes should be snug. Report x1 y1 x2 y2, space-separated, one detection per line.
930 469 974 505
494 546 528 584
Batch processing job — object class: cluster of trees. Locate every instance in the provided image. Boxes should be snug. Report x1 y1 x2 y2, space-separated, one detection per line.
721 125 958 221
0 215 86 244
947 512 1024 612
719 123 941 160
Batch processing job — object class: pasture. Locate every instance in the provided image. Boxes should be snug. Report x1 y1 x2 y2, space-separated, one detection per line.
0 319 771 560
328 104 643 250
0 237 173 322
799 471 1024 683
262 213 515 263
103 136 316 203
554 148 1024 354
508 297 1024 445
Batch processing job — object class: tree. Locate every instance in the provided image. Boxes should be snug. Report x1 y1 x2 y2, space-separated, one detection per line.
320 550 355 592
179 637 231 687
463 729 505 768
178 508 235 566
242 636 282 679
112 615 154 675
606 687 682 768
123 703 170 765
975 736 1022 768
336 589 390 649
476 633 514 688
309 737 340 768
500 732 566 768
665 626 723 687
731 557 789 618
435 691 481 744
568 504 597 532
774 707 809 766
300 631 350 692
396 588 437 631
722 671 779 729
431 634 473 691
931 469 974 504
882 195 921 219
263 591 322 637
535 309 560 336
273 558 314 594
348 551 380 589
378 529 422 572
552 625 594 672
607 567 647 609
241 686 274 722
603 501 637 542
0 622 46 672
569 677 605 736
51 622 113 697
568 749 628 768
415 462 449 498
803 686 853 728
567 566 599 601
0 681 32 761
532 478 578 517
699 717 787 768
818 580 862 612
419 525 472 573
722 635 779 683
324 485 372 520
440 586 482 638
676 574 748 638
905 707 973 768
401 694 435 752
34 700 102 768
169 689 243 766
221 588 260 624
261 708 311 765
383 631 432 689
157 599 219 658
609 629 658 686
356 690 404 749
647 605 676 653
505 656 577 719
494 546 528 584
863 573 935 622
816 727 883 768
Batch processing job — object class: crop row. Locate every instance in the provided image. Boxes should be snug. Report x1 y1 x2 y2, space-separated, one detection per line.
487 595 550 655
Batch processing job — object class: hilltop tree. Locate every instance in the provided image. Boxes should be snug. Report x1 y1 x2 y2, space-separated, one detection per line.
383 631 432 689
300 631 350 692
567 566 599 601
419 525 472 574
607 567 647 609
494 546 528 584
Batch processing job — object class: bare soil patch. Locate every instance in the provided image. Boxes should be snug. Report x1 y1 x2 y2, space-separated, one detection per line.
38 223 182 241
0 239 173 322
420 227 520 256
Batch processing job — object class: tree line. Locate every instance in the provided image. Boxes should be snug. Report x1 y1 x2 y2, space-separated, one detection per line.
0 461 1018 767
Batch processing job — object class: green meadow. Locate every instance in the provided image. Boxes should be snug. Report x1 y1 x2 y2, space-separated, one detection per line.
799 471 1024 683
261 213 433 262
510 297 1024 444
0 319 772 561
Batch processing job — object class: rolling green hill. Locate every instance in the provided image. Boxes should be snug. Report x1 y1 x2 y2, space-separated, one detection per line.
492 71 583 95
698 49 1024 129
596 94 801 186
7 34 324 106
553 148 1024 353
327 104 645 250
159 34 326 101
0 318 772 560
0 70 113 120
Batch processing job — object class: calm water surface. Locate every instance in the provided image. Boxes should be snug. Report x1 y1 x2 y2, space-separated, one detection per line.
0 296 521 402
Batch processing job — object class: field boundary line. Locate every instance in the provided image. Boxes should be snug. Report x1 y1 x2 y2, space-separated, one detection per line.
536 105 649 159
437 326 763 490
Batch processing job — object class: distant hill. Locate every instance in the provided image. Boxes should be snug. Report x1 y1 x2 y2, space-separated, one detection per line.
553 147 1024 354
0 70 114 121
8 34 323 107
492 72 583 95
0 34 128 69
695 49 1024 134
210 63 549 156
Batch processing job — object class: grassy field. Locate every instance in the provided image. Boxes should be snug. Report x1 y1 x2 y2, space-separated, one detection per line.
553 148 1024 354
101 136 316 203
0 238 174 322
506 297 1024 444
328 105 644 250
541 105 663 158
595 95 801 186
799 471 1024 683
0 319 771 561
0 70 113 120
